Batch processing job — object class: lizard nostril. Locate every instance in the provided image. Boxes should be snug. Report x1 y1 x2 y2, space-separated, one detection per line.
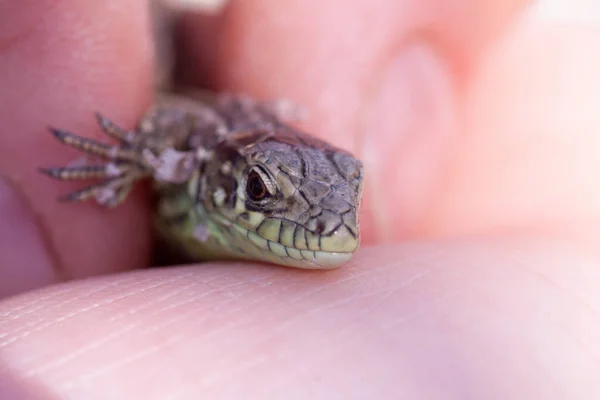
315 220 325 234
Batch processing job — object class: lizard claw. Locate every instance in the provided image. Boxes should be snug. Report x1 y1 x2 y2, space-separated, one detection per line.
41 115 151 207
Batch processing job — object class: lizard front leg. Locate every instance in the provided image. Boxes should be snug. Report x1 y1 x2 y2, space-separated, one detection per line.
40 95 225 207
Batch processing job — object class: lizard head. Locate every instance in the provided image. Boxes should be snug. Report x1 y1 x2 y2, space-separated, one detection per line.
189 128 364 269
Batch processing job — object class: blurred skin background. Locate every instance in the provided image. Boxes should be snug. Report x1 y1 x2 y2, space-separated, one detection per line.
1 0 600 398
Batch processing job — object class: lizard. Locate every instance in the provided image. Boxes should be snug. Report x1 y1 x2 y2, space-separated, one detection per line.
39 91 364 269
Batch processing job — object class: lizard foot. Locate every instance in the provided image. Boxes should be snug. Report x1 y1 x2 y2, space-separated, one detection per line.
39 113 153 207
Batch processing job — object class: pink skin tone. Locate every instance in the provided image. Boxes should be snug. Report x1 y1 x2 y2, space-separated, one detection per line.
1 0 600 398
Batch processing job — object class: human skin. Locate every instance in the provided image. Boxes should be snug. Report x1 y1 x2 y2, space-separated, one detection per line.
1 0 600 398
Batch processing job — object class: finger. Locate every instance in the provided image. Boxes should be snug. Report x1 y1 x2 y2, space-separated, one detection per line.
422 13 600 238
174 0 532 243
0 0 155 297
1 235 599 398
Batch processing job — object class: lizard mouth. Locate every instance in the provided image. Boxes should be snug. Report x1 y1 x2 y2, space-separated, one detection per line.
210 211 359 269
230 222 357 269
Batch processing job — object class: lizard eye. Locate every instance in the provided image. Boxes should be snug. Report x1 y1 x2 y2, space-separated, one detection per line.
246 168 270 201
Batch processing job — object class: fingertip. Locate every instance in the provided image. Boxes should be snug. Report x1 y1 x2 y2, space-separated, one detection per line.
0 0 154 284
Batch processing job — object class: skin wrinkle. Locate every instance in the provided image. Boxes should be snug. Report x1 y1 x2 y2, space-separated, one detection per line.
15 279 211 377
73 337 194 394
376 291 462 333
298 272 409 315
268 252 435 324
0 274 144 338
57 328 190 392
56 345 162 388
23 266 321 383
366 269 433 310
516 253 600 319
201 276 309 324
322 243 440 290
157 307 298 393
1 273 194 349
503 266 600 364
214 280 293 314
23 312 187 387
0 274 146 329
465 240 600 322
225 283 313 321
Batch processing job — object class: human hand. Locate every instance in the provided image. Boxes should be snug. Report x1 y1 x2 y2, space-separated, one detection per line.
2 0 600 398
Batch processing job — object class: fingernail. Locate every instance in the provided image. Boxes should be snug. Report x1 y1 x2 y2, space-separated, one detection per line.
362 40 455 241
0 176 57 299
